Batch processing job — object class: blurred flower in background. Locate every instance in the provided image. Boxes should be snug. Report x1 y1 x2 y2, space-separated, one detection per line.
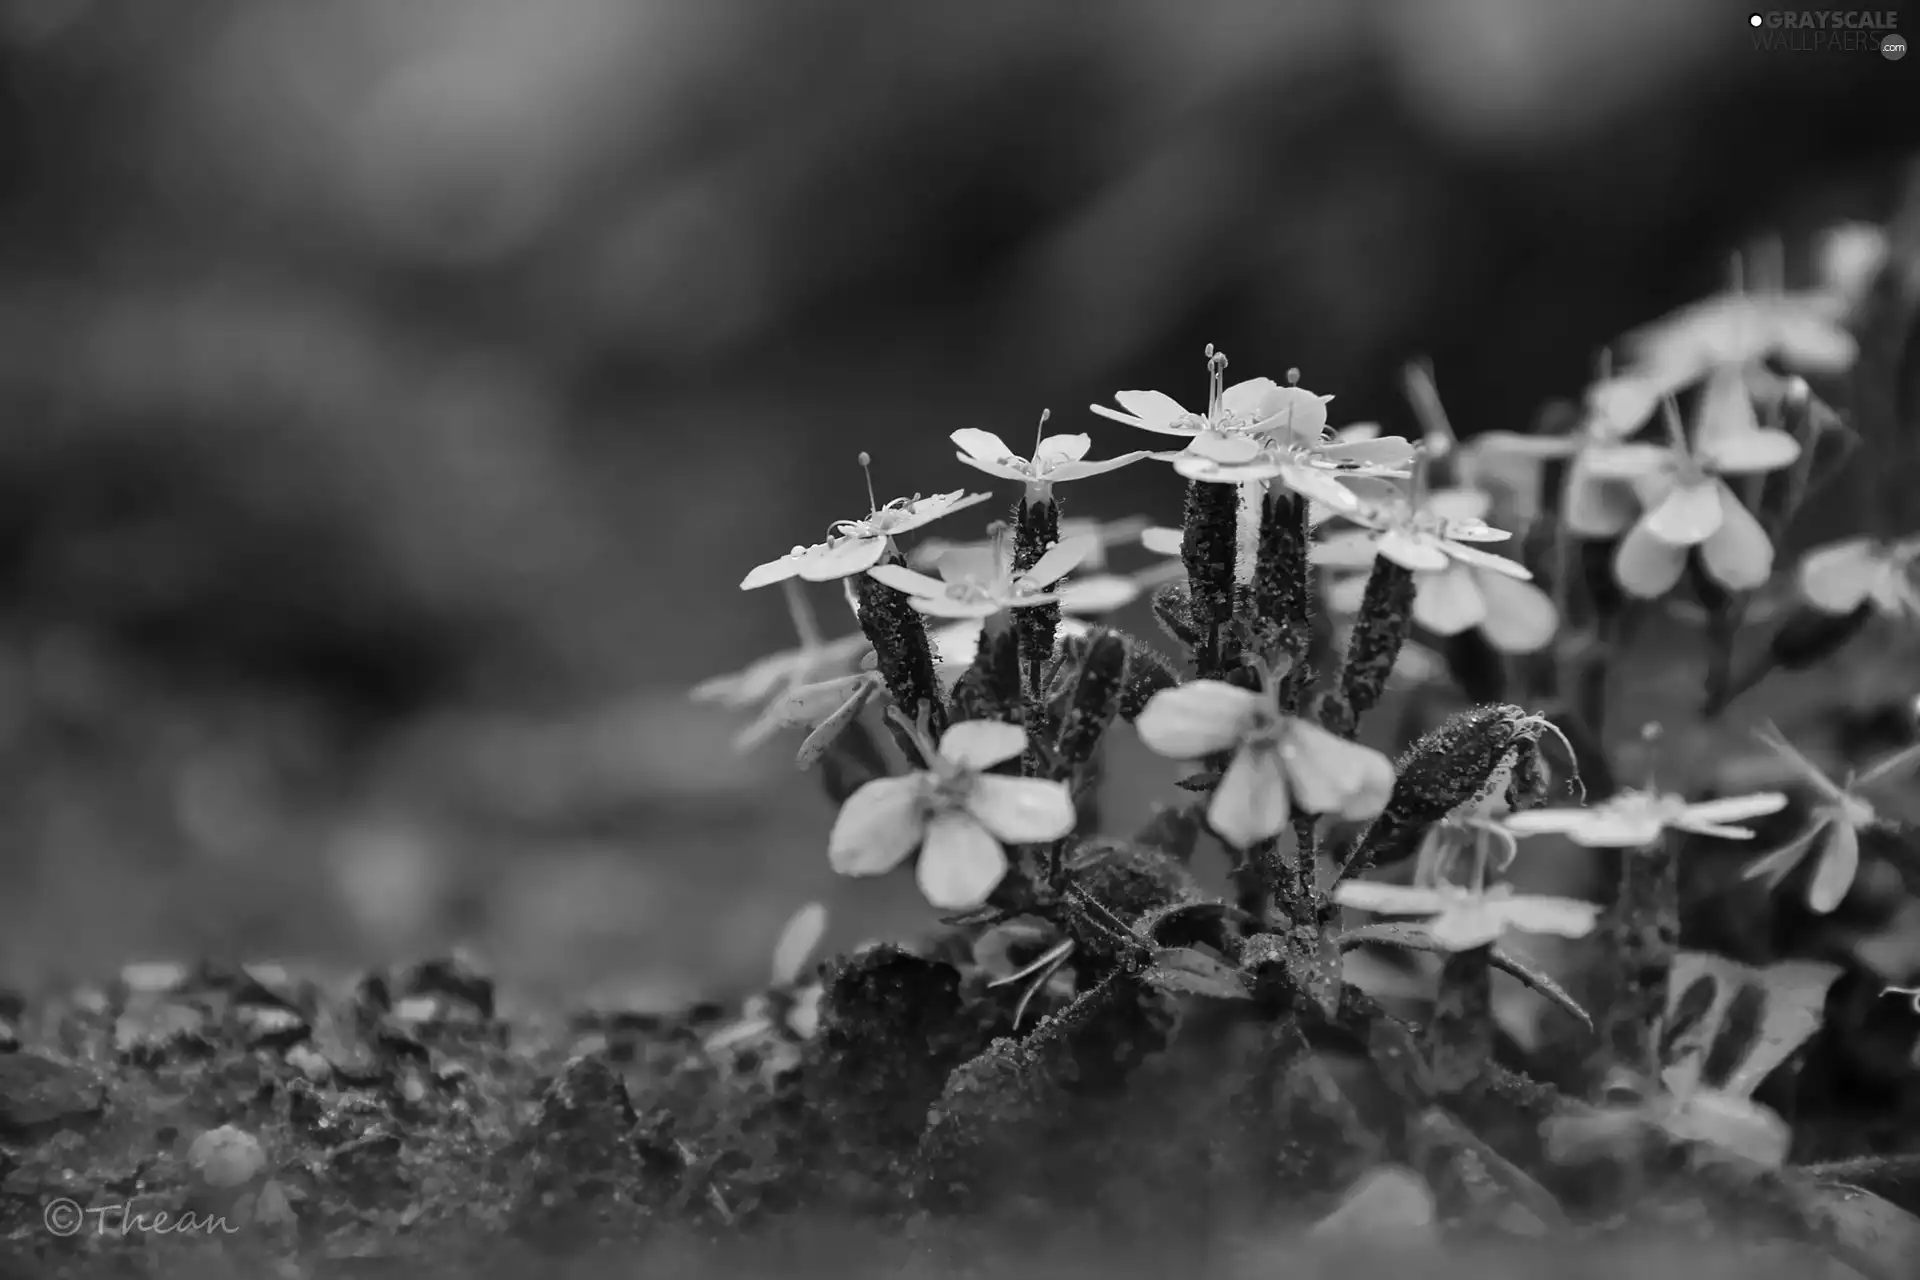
0 0 1914 996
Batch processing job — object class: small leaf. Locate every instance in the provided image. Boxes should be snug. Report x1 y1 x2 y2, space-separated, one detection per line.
1142 946 1250 1000
1485 946 1593 1035
1665 951 1842 1100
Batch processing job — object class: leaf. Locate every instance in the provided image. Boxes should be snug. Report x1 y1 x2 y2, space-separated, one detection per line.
1174 770 1223 793
1307 1165 1438 1242
1335 922 1593 1032
1142 947 1250 1001
1664 951 1841 1099
770 902 829 988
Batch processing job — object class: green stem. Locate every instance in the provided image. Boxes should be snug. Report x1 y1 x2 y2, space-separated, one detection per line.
1600 835 1678 1079
1429 945 1494 1095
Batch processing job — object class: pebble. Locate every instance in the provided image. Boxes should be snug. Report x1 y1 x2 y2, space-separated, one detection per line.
188 1125 267 1189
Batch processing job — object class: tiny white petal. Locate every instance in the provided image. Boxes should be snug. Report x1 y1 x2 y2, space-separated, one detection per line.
828 776 929 877
938 720 1029 771
916 813 1009 910
1135 680 1262 759
968 775 1078 844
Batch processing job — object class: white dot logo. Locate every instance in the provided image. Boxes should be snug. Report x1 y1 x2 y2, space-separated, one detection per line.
1885 33 1907 60
1749 12 1763 26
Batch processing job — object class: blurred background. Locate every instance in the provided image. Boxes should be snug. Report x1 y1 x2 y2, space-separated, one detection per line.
0 0 1915 1006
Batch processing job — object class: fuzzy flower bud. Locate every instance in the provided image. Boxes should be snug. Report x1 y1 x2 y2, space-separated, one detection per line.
854 569 948 750
1327 556 1417 737
948 617 1023 728
1181 478 1240 639
1013 497 1063 682
1252 489 1313 664
1346 704 1534 874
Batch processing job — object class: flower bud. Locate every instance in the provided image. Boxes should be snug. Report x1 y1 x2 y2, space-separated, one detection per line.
1150 581 1200 649
1118 642 1180 722
1352 704 1532 873
949 618 1023 729
1181 478 1239 635
1333 557 1417 734
1252 489 1312 660
855 567 947 748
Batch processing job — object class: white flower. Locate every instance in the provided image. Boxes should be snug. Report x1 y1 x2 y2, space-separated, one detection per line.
692 579 874 753
867 531 1096 620
1090 348 1331 444
1796 535 1920 621
1503 788 1788 848
1743 724 1920 914
1587 291 1857 438
741 469 992 590
828 720 1076 910
1317 485 1558 654
1161 421 1412 513
1134 671 1396 849
1580 397 1800 599
951 413 1153 505
1332 879 1600 951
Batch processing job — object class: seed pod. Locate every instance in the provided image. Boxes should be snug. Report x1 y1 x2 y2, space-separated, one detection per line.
1349 704 1530 873
1181 479 1239 634
1252 489 1313 662
1335 557 1417 733
855 567 947 748
1052 629 1131 774
1013 495 1063 681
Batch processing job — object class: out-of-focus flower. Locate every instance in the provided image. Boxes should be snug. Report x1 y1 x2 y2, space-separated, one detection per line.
1581 399 1799 598
1743 724 1920 914
694 579 873 753
1332 879 1600 951
1504 788 1788 848
867 529 1095 620
829 719 1076 909
1318 485 1557 653
741 463 992 589
1162 420 1411 512
1796 535 1920 621
1133 662 1395 848
1587 291 1858 438
1814 222 1891 311
951 412 1153 505
914 515 1150 575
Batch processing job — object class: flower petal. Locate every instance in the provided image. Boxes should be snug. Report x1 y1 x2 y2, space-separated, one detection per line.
1564 463 1641 539
1278 463 1365 511
1427 901 1509 950
909 594 1019 620
1566 810 1669 848
1424 486 1493 525
1856 739 1920 789
1140 525 1184 556
1094 390 1196 435
1642 479 1723 546
1441 540 1531 578
1682 792 1788 825
1134 680 1262 759
1502 807 1603 838
1221 376 1283 420
1807 819 1859 915
1580 442 1677 481
1378 528 1452 573
1022 535 1098 588
828 775 929 877
939 719 1029 771
1587 375 1674 439
1279 718 1397 820
955 453 1033 483
1796 537 1882 614
1310 529 1382 570
1744 822 1823 889
1055 574 1140 613
795 535 892 582
1322 435 1417 467
1692 364 1762 457
1697 481 1774 591
1323 572 1369 616
916 813 1009 910
867 563 951 598
1036 433 1091 464
1412 565 1487 637
968 775 1078 844
1474 571 1559 654
1700 427 1801 477
1751 722 1847 802
1187 430 1266 463
1496 894 1602 939
884 490 995 536
1332 881 1449 916
951 429 1018 465
1048 451 1154 484
1209 746 1291 848
1613 520 1690 599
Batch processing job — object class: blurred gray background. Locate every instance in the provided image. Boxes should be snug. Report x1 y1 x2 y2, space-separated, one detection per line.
0 0 1913 1004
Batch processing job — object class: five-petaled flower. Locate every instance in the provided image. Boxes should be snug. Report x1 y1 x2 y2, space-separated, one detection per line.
1133 664 1396 848
829 719 1077 909
1796 535 1920 621
951 412 1154 505
1586 290 1857 439
867 529 1096 620
1317 485 1558 653
1503 788 1788 848
741 480 991 590
1160 421 1412 513
1742 723 1920 913
1580 398 1800 599
1331 880 1602 951
1090 347 1332 448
